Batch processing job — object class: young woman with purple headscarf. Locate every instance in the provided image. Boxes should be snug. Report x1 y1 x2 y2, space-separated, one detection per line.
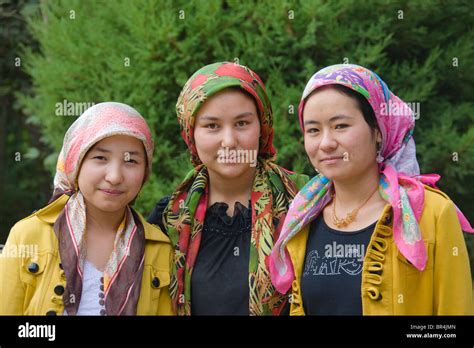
270 64 473 315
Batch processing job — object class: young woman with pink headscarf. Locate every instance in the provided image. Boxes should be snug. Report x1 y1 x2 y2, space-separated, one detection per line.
0 102 172 315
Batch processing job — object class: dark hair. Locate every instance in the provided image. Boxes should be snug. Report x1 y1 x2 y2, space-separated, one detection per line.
330 84 378 132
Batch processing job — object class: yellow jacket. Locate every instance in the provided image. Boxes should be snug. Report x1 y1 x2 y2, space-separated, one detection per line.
0 195 173 315
287 186 473 315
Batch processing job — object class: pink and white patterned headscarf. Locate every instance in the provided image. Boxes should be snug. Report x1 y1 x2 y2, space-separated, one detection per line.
269 64 473 294
53 102 153 196
52 102 154 315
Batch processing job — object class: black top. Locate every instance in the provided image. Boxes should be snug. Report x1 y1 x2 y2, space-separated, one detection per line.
300 215 376 315
147 197 251 315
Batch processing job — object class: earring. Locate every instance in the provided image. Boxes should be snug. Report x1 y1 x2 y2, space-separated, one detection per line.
376 143 384 163
376 151 384 163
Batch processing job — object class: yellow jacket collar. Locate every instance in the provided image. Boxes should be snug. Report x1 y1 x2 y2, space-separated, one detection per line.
36 194 69 224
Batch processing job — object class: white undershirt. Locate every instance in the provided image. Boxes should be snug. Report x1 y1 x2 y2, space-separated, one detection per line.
63 260 106 315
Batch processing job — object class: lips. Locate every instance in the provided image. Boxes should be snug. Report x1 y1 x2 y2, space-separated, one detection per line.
320 156 344 162
100 189 125 196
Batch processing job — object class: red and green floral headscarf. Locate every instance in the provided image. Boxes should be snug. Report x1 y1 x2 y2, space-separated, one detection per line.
176 61 276 165
165 62 306 315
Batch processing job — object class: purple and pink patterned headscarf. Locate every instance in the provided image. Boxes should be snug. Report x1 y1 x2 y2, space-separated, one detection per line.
269 64 473 294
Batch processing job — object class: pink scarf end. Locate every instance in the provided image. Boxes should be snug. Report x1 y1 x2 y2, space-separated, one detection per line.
269 252 294 295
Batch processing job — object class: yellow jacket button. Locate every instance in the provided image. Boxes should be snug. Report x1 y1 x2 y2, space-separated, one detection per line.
28 263 39 273
54 285 65 295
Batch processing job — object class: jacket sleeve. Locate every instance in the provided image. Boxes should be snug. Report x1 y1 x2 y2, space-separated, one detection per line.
0 225 26 315
433 200 473 315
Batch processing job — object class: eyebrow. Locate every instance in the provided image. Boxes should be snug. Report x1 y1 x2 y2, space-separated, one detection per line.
198 112 256 121
304 114 353 126
124 151 144 157
91 147 144 157
92 147 112 153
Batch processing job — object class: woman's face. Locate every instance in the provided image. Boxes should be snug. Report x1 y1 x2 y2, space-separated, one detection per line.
77 135 146 215
303 87 380 182
194 88 261 180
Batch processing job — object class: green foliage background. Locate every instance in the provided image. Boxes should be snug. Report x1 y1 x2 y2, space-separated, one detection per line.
2 0 473 270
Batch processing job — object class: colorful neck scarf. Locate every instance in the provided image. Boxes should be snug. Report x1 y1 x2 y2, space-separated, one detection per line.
269 64 473 294
166 62 299 315
53 102 154 315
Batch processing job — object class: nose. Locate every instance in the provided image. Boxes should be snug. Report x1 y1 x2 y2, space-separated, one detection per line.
221 127 237 149
319 130 337 152
104 161 124 185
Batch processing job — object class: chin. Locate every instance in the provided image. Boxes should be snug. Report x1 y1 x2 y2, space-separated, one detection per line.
319 169 347 181
211 163 252 180
99 203 127 213
90 198 129 213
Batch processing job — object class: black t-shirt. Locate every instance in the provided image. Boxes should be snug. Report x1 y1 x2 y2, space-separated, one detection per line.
300 215 376 315
147 197 251 315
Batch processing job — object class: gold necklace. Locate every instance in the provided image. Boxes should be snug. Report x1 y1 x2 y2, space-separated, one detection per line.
332 187 378 228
